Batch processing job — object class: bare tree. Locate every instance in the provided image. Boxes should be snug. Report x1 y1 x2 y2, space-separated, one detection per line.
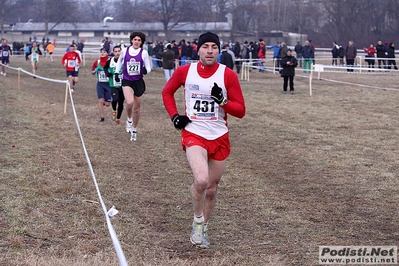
231 0 265 37
385 0 399 36
113 0 138 22
31 0 77 36
0 0 18 37
80 0 113 22
142 0 196 40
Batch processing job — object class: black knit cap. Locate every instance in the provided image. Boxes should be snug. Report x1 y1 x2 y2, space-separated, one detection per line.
197 31 220 52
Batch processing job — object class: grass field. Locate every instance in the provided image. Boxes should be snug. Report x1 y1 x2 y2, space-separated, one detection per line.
1 54 399 266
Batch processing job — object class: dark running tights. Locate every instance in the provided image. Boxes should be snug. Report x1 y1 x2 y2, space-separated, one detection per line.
112 92 125 119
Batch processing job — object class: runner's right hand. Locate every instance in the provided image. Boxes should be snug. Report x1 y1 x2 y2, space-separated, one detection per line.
171 114 191 130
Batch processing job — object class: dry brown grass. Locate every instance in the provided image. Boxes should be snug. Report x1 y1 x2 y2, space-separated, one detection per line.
1 55 399 266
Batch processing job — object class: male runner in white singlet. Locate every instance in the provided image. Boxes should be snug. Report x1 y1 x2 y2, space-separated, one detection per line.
162 31 246 248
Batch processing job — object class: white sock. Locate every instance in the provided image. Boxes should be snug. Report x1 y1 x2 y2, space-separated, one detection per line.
132 127 137 132
127 117 133 123
194 214 204 224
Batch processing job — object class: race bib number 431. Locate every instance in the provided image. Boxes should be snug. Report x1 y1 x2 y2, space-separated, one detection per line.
189 93 218 121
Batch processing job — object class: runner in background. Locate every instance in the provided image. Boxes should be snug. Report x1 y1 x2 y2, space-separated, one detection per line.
62 44 81 94
104 45 124 125
91 47 111 122
46 42 55 62
115 31 151 141
0 39 12 76
28 41 42 78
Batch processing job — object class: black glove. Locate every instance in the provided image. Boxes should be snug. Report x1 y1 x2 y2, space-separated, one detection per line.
211 82 227 105
114 74 120 82
171 114 191 130
142 67 147 75
106 71 113 78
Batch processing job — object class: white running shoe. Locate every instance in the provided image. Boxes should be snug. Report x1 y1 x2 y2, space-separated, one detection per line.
125 120 133 133
3 73 6 76
130 131 137 141
0 72 3 75
198 224 210 248
190 221 204 245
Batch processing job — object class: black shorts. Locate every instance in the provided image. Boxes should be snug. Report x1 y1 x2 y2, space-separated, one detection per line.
1 58 10 64
66 71 78 77
122 79 146 97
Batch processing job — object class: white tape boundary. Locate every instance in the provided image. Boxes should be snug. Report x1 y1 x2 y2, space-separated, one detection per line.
239 61 399 94
1 63 129 266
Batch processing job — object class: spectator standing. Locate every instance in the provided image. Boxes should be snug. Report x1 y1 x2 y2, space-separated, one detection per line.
179 39 188 66
186 41 193 62
364 43 376 71
257 39 266 72
301 40 314 73
162 31 246 249
159 43 175 81
376 40 387 69
294 41 303 67
191 41 199 60
250 41 258 70
103 37 111 55
171 40 179 63
73 43 82 85
386 42 398 70
219 43 234 70
331 41 339 65
280 49 298 94
77 39 84 53
338 45 345 65
241 41 250 63
345 41 357 72
309 40 316 64
42 42 47 58
146 41 154 69
25 42 31 61
384 42 390 54
77 39 84 59
279 42 288 60
267 41 281 71
152 41 161 68
233 41 242 74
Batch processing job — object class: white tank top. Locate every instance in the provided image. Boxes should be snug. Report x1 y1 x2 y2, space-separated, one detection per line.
184 63 228 140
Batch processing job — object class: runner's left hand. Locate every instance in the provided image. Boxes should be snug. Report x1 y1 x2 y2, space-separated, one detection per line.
211 82 226 105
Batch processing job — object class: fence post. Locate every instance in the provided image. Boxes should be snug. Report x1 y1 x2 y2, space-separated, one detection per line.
18 68 21 90
310 72 313 96
64 82 69 114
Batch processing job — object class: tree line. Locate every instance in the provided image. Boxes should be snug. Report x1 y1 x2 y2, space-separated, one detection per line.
1 0 398 47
